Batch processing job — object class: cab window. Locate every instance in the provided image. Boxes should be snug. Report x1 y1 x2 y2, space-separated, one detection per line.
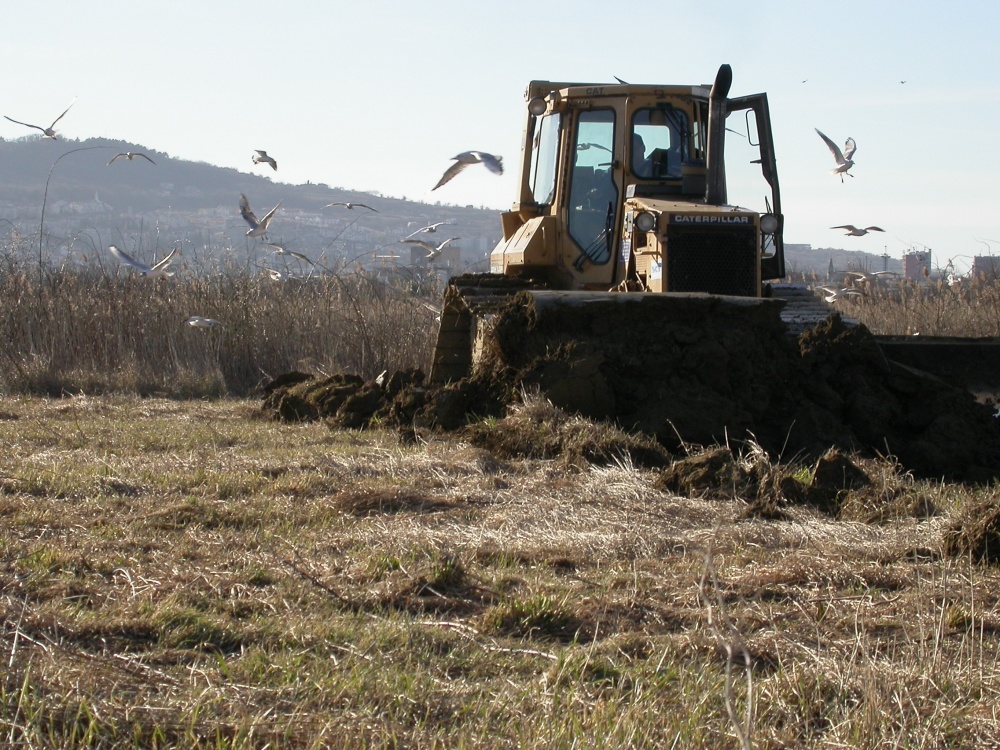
568 109 617 265
631 107 689 179
529 113 560 205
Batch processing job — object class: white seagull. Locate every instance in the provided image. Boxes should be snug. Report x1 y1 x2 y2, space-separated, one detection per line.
266 241 315 266
831 224 885 236
815 129 856 182
432 151 503 191
405 221 452 238
400 236 459 261
184 316 222 328
108 151 155 166
323 201 378 212
252 150 277 171
4 100 75 139
815 285 865 303
108 245 178 278
845 270 899 285
239 194 281 239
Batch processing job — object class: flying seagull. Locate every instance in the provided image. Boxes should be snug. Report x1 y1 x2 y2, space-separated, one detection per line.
815 285 864 303
405 221 452 238
4 100 75 139
831 225 885 236
184 316 222 328
815 128 856 182
400 236 459 261
323 201 378 212
108 245 177 278
432 151 503 191
266 241 315 266
239 194 281 239
108 151 155 166
845 270 899 285
252 150 277 170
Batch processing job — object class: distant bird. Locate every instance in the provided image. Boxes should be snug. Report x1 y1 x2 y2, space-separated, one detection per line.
265 267 291 282
323 202 378 212
405 221 452 238
831 225 885 236
815 128 856 182
239 194 281 239
252 150 277 171
845 270 899 285
108 151 155 166
108 245 177 278
815 285 864 303
401 236 459 261
266 241 315 266
432 151 503 191
184 316 222 328
4 100 75 139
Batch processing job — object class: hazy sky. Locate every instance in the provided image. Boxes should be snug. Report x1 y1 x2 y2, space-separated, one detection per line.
3 0 998 270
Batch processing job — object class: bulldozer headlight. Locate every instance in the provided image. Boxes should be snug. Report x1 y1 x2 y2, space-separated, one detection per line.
760 213 779 235
635 211 657 233
528 96 548 116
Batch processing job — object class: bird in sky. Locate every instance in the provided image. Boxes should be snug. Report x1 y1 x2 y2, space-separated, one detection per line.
184 316 222 328
323 201 378 212
815 129 856 182
108 151 155 166
831 225 885 236
815 285 864 303
405 221 453 238
4 100 75 139
432 151 503 191
400 236 459 261
239 194 281 239
252 150 277 170
108 245 177 278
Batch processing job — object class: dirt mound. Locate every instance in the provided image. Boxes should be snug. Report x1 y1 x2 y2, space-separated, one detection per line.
260 293 1000 480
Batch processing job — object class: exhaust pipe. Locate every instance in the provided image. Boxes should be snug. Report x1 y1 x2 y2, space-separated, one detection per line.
705 64 732 206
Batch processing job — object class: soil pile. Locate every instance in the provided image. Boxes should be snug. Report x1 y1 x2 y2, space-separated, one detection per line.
261 291 1000 480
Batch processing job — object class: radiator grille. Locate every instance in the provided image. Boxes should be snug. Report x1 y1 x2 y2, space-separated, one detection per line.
665 226 758 296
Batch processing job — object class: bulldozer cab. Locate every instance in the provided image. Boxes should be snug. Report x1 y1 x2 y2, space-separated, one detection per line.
492 66 784 293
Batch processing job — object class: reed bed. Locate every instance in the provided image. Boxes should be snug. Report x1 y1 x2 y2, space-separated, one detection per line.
0 246 439 396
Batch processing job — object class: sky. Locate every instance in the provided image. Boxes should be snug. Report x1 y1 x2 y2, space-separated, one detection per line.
2 0 999 272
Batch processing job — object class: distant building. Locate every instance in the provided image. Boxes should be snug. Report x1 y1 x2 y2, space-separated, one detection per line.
973 256 1000 279
904 250 931 279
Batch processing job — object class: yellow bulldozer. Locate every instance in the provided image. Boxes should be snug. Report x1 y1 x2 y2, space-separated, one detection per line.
429 64 1000 403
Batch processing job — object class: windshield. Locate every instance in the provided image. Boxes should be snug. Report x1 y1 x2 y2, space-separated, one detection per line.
529 113 560 204
568 109 617 266
631 107 689 179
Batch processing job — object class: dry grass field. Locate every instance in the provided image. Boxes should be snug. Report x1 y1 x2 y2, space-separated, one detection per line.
3 250 1000 746
2 395 1000 748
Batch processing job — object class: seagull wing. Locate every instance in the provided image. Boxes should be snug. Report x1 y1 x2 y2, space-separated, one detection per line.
831 225 859 232
323 202 347 208
477 152 504 175
135 152 156 164
49 101 74 129
401 239 435 253
150 247 178 273
436 237 460 251
815 128 845 164
109 245 153 273
288 250 315 266
3 115 44 133
353 203 378 212
239 194 260 229
108 153 126 165
257 202 282 229
432 160 469 190
842 138 857 161
864 226 885 232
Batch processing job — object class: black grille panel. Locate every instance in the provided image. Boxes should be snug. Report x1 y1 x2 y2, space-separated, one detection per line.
665 226 758 296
